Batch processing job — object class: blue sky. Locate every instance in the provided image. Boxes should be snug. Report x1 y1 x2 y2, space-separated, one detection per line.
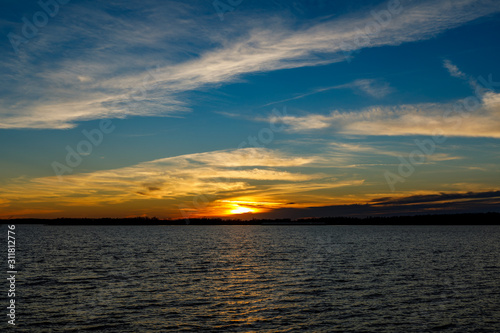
1 0 500 218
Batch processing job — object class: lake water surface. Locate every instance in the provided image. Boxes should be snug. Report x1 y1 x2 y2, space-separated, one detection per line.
7 225 500 332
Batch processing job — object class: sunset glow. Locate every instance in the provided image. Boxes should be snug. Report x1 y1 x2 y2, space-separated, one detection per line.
229 206 254 215
1 0 499 219
4 2 500 331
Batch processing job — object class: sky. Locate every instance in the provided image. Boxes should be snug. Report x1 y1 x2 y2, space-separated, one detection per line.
1 0 500 219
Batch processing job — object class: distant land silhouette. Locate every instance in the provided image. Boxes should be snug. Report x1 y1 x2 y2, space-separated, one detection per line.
1 213 499 225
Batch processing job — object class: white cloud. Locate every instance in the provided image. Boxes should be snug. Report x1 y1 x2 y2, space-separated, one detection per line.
183 148 314 167
443 59 467 79
426 153 462 162
1 0 499 128
335 79 394 98
77 76 93 83
268 91 500 138
272 114 332 131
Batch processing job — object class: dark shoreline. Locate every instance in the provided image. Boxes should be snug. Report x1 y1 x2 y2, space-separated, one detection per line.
1 212 499 225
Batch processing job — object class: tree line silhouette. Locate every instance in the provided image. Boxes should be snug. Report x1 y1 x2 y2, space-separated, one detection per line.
1 212 499 225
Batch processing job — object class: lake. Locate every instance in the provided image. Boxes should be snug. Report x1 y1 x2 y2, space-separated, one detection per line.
7 225 500 332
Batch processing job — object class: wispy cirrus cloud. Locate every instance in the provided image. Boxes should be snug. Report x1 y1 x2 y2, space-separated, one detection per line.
267 91 500 138
443 59 467 79
262 78 393 107
335 79 394 98
1 0 499 129
0 148 348 217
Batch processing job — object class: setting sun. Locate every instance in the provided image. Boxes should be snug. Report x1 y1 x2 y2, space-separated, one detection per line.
229 205 254 215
